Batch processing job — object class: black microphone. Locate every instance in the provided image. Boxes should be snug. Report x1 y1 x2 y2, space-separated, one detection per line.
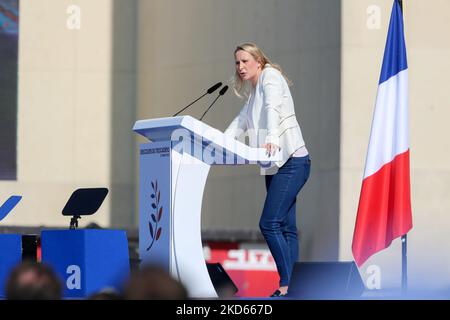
172 82 222 117
199 85 229 121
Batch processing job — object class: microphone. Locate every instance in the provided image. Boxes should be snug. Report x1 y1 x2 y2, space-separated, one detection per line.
199 85 229 121
172 82 222 117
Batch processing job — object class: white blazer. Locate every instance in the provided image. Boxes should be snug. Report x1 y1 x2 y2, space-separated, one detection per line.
225 65 306 168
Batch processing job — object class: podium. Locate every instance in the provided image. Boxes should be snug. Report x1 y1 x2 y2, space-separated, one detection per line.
41 229 130 298
133 115 279 298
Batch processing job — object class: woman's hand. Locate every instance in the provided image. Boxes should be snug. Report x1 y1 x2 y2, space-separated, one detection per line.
263 143 281 157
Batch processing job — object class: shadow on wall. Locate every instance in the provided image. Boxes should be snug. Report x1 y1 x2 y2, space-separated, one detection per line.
109 0 138 228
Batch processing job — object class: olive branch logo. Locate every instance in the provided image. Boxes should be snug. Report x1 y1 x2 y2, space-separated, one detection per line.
147 179 163 251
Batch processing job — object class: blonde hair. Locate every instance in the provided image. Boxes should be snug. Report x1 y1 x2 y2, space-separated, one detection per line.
232 43 292 98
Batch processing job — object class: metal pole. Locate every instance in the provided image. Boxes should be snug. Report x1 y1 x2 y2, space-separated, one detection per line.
401 234 407 294
399 0 407 296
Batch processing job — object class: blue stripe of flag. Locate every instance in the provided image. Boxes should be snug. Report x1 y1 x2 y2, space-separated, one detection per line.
379 0 408 85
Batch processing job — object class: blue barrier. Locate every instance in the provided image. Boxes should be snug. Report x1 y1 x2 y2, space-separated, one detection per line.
41 229 130 298
0 234 22 297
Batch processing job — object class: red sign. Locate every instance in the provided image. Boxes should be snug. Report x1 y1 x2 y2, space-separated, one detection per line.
205 242 279 297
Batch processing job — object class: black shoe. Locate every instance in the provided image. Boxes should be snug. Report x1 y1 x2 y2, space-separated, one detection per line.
270 290 287 297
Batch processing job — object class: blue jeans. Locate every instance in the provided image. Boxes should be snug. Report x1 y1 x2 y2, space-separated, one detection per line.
260 155 311 287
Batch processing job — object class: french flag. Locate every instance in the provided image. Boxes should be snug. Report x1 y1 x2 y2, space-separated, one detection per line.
352 0 413 267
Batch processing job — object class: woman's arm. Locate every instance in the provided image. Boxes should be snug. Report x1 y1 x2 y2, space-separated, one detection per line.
262 69 283 149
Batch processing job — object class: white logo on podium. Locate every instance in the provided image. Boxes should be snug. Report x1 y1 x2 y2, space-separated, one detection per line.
66 265 81 290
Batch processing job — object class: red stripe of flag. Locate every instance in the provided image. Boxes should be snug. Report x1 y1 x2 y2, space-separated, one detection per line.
352 150 412 266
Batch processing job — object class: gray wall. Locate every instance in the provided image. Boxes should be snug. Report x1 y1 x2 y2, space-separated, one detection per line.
136 0 341 260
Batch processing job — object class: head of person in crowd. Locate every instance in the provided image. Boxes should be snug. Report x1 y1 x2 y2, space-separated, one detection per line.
87 288 123 300
5 261 62 300
123 264 188 300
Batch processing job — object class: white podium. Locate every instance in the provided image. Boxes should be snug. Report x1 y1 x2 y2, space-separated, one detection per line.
133 115 279 298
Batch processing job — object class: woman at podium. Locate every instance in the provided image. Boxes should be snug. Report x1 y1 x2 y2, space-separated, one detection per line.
224 43 311 297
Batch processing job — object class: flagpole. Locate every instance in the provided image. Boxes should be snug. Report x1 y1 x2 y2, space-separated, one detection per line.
401 235 407 294
398 0 408 295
